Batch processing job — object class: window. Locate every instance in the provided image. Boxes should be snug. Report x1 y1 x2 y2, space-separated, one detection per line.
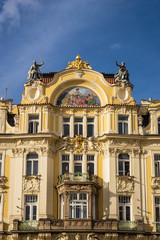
119 196 131 221
62 155 69 174
87 118 94 137
118 116 128 134
87 155 94 174
69 193 88 219
74 155 83 173
74 118 83 136
158 118 160 135
26 153 38 176
155 155 160 177
155 197 160 221
0 196 2 221
25 195 38 220
28 115 39 133
63 118 70 137
118 154 130 176
0 154 2 176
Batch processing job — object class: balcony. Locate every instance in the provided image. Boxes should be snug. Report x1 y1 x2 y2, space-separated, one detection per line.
15 220 39 230
57 172 98 184
118 221 138 231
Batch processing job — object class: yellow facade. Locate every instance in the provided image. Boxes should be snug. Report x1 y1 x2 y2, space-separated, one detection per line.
0 55 160 240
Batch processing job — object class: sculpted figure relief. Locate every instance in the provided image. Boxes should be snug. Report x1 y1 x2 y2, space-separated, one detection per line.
114 61 129 83
28 57 44 81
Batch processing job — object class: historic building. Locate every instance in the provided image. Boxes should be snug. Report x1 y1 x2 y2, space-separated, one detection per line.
0 55 160 240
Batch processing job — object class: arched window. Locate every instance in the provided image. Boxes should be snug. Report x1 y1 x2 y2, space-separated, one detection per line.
118 154 130 176
26 153 38 176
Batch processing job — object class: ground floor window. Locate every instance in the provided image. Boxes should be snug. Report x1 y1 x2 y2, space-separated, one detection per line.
119 196 131 221
69 193 88 219
25 195 38 220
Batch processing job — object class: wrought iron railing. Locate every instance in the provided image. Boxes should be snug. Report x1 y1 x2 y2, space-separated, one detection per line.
118 221 138 230
18 220 39 230
58 172 97 184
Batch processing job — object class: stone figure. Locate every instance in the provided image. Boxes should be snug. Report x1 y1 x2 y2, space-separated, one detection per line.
28 57 44 81
114 61 129 83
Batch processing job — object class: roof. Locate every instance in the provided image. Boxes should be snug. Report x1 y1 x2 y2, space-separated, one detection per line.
42 72 115 84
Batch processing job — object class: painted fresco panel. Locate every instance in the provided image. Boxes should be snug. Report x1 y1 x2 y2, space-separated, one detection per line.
57 87 100 106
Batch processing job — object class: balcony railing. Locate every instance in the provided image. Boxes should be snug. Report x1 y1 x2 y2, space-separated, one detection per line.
18 220 39 230
58 172 98 184
118 221 138 230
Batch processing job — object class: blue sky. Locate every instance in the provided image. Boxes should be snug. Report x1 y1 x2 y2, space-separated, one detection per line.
0 0 160 104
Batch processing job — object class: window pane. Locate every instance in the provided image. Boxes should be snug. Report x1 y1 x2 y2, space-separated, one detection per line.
74 125 78 136
62 155 69 161
87 118 94 123
29 115 39 120
79 125 83 135
87 163 94 174
118 116 128 121
119 154 129 160
27 161 32 175
25 206 30 220
83 205 87 218
124 122 128 134
63 124 70 136
119 206 123 220
35 122 39 133
76 206 81 218
33 206 37 220
156 206 160 221
63 118 70 123
126 206 130 221
27 154 38 159
158 124 160 135
33 161 38 175
119 161 123 176
118 122 122 134
0 154 2 160
74 118 83 123
87 124 94 137
74 165 82 173
62 163 69 174
29 122 33 133
125 162 130 176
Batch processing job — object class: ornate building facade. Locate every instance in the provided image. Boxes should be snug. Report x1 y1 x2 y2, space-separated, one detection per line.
0 55 159 240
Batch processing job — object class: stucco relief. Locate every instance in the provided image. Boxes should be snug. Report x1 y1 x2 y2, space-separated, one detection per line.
23 176 40 192
87 233 99 240
57 233 69 240
151 177 160 190
117 176 134 192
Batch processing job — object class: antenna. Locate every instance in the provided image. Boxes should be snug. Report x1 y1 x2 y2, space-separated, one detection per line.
5 84 8 100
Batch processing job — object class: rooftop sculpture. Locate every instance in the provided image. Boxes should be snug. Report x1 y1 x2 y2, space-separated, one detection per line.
28 57 44 82
114 61 129 83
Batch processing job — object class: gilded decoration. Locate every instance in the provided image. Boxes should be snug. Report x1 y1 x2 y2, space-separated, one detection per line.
117 176 134 192
57 87 100 106
151 177 160 190
71 135 84 153
23 175 41 192
66 54 92 70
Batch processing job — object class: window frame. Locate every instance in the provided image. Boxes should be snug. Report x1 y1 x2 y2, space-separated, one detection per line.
26 153 38 176
28 115 39 134
74 118 83 136
87 155 95 175
119 196 131 221
74 155 83 173
61 154 70 174
63 118 70 137
118 115 128 134
118 154 130 176
87 118 94 137
69 192 88 219
24 195 38 221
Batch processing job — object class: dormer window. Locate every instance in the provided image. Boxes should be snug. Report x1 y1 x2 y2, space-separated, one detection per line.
28 115 39 133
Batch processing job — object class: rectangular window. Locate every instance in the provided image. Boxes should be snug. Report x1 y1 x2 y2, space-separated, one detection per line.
25 195 38 220
118 116 128 134
74 118 83 136
87 155 94 174
155 155 160 177
119 196 131 221
118 154 130 176
62 154 70 174
28 115 39 133
26 153 38 176
63 118 70 137
87 118 94 137
69 193 88 219
158 118 160 135
74 155 82 173
155 197 160 221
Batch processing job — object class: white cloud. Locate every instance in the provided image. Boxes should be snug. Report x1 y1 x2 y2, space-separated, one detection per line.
0 0 39 25
110 43 121 49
